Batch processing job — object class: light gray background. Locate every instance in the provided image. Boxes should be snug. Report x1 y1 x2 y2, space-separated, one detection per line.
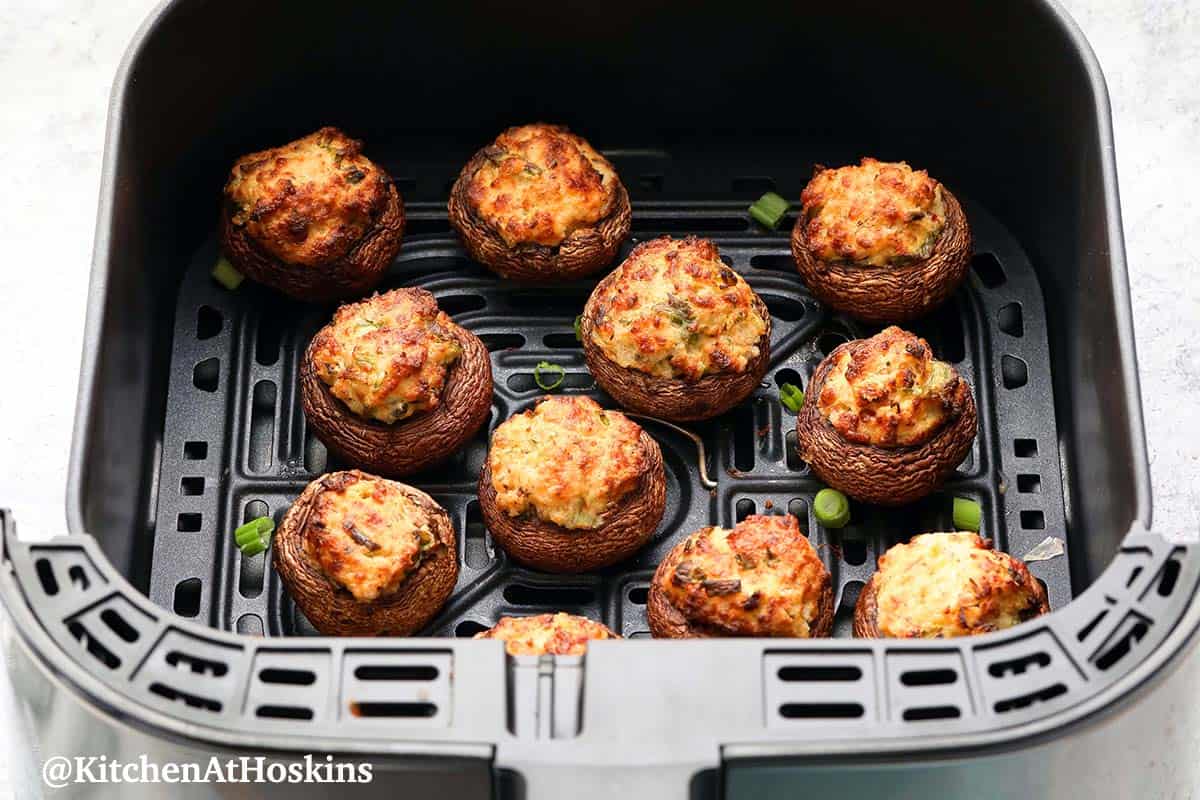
0 1 1197 797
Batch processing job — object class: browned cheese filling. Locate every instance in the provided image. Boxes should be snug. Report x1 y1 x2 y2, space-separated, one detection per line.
225 127 389 265
589 237 768 380
474 613 620 655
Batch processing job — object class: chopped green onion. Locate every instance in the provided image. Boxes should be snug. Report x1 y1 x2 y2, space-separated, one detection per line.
953 497 982 532
212 256 244 290
235 516 275 556
574 315 583 342
814 488 851 528
779 383 805 413
749 191 790 230
534 361 565 391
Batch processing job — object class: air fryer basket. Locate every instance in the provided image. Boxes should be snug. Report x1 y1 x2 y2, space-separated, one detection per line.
2 0 1197 795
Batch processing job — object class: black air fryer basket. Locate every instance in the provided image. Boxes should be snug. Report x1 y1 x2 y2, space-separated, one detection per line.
2 0 1197 796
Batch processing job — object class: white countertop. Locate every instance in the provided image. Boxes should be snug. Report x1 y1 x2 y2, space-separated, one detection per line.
0 1 1197 797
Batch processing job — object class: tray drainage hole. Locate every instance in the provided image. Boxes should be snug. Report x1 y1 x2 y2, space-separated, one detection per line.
439 294 487 316
503 584 595 606
480 332 526 352
100 608 139 643
1001 355 1028 389
180 477 204 496
237 614 265 636
350 701 437 719
543 332 582 350
972 253 1006 288
173 578 202 617
354 665 439 681
259 668 316 686
994 683 1067 713
777 666 862 682
256 705 314 721
177 513 202 532
455 620 489 637
149 683 221 713
166 650 228 677
68 564 90 591
1157 556 1183 597
255 309 284 366
249 380 278 473
787 499 808 522
1014 439 1038 458
732 176 776 194
733 405 757 471
902 705 961 721
184 441 208 460
35 559 59 595
899 669 957 687
761 294 806 322
784 430 806 472
1017 474 1041 494
736 499 757 522
749 254 795 272
304 430 328 474
1094 615 1151 671
196 305 223 340
817 332 848 355
1020 510 1045 530
779 702 863 719
628 586 649 605
840 537 867 566
464 500 491 569
998 302 1024 337
632 215 748 233
987 651 1050 678
68 622 120 670
405 217 453 236
1077 608 1110 642
193 358 220 392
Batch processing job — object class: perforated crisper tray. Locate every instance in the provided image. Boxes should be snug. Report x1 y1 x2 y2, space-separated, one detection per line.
149 194 1072 639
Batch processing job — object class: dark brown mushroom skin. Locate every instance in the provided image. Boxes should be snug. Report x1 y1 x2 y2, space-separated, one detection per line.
477 430 666 573
795 340 977 507
580 280 772 423
219 167 405 305
447 150 631 282
646 555 834 639
790 184 971 324
272 471 458 636
300 320 493 478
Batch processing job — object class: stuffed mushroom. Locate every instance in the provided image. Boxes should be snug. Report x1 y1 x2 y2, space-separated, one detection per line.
791 158 971 323
795 326 975 506
448 123 631 281
478 396 666 573
273 470 458 636
220 127 404 302
474 613 620 655
648 514 833 639
580 236 771 422
854 532 1049 638
300 287 493 477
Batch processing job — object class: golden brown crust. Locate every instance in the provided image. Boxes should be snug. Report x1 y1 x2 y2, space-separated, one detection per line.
487 396 647 530
854 533 1050 639
791 173 970 324
478 428 666 573
448 124 631 281
796 336 976 506
220 128 404 303
581 238 771 422
474 613 620 655
647 515 834 639
273 470 458 636
301 315 493 478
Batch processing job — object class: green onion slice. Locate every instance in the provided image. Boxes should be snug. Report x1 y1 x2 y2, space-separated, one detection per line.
573 315 583 342
953 497 982 532
749 191 790 230
779 383 805 413
235 516 275 556
813 488 851 528
212 256 244 290
534 361 565 391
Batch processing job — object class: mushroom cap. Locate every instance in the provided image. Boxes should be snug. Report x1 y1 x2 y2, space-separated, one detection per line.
272 470 458 636
791 183 971 323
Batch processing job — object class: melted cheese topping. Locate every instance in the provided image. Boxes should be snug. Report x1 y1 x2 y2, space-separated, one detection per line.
489 396 646 530
303 475 441 602
309 289 462 424
464 123 619 248
589 237 769 380
801 158 947 267
658 515 828 637
874 532 1045 638
818 326 967 447
474 613 619 655
225 127 389 266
